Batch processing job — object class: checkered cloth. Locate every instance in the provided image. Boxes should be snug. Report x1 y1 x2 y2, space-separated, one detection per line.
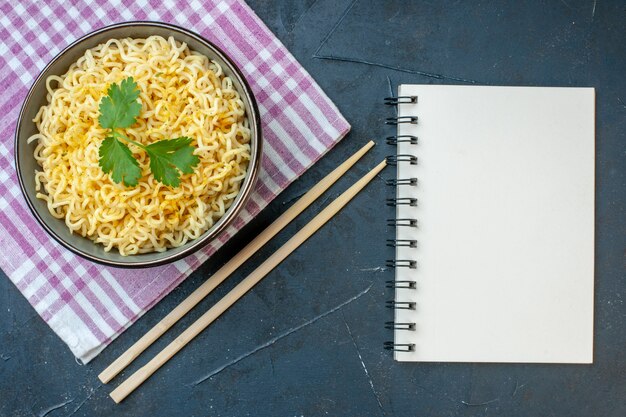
0 0 349 362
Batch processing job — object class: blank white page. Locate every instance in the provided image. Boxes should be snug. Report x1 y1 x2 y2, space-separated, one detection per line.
393 85 595 363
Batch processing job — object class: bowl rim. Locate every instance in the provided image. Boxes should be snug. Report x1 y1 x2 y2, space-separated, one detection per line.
14 21 263 268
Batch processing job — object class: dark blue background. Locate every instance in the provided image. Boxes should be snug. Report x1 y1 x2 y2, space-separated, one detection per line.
1 0 625 416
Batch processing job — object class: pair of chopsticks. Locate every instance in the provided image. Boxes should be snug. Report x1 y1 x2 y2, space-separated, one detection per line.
101 140 384 402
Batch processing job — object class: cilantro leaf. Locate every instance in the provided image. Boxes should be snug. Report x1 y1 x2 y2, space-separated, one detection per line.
98 136 142 187
96 77 198 187
145 137 200 187
98 77 142 129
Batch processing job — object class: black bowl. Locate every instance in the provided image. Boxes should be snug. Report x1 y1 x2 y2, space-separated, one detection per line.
15 21 262 268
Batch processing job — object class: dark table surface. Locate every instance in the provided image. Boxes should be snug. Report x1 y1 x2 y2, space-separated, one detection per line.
1 0 625 416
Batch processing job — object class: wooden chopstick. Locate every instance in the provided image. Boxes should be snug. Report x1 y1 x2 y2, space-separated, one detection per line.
99 141 375 384
109 159 387 403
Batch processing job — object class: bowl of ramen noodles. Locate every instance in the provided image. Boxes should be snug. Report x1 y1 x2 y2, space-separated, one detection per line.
15 22 262 268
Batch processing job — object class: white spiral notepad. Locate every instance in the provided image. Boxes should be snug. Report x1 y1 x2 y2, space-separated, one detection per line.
387 85 595 363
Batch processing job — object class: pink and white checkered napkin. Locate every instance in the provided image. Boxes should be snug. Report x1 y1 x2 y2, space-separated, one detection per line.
0 0 349 362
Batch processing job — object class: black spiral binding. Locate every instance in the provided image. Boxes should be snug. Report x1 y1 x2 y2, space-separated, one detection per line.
386 301 416 310
386 218 417 227
385 321 416 330
384 341 415 352
385 280 416 289
385 116 418 125
386 135 418 145
386 155 418 166
386 197 417 207
386 259 417 268
386 239 417 248
384 94 418 353
386 178 418 186
384 96 418 105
